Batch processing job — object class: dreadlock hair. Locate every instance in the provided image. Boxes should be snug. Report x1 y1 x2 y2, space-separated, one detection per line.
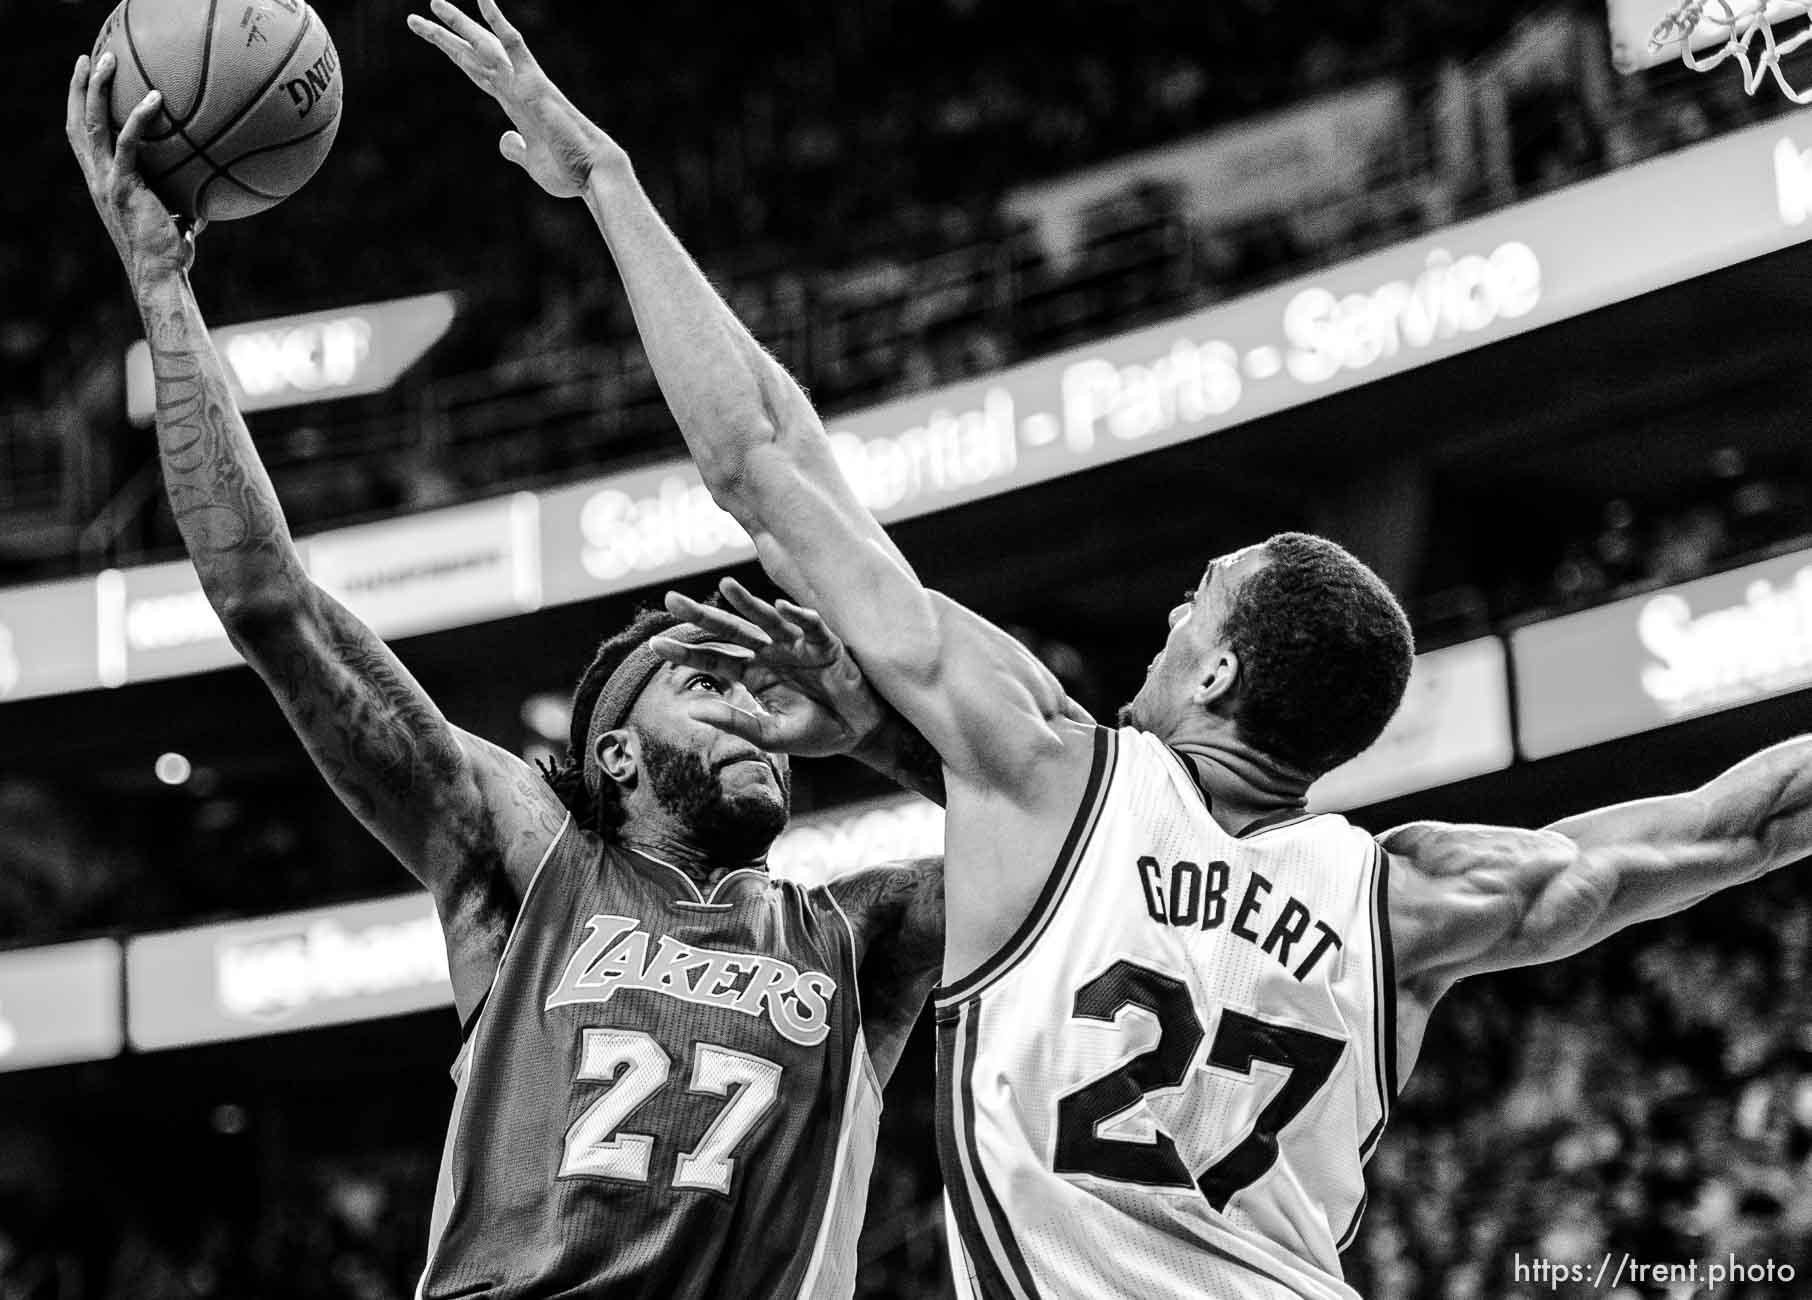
1220 532 1414 778
538 605 684 839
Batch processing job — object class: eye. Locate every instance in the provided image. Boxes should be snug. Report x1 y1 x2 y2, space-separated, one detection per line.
1182 589 1197 606
687 674 723 694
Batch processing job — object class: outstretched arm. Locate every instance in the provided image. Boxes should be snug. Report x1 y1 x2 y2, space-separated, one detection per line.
67 52 564 1019
408 0 1091 804
1385 734 1812 991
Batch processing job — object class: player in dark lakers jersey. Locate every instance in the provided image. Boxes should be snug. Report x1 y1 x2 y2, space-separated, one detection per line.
402 7 1812 1295
415 587 946 1299
68 51 947 1300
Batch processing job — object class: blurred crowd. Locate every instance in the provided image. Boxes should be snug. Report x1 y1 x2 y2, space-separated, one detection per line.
1543 469 1812 613
1355 873 1812 1299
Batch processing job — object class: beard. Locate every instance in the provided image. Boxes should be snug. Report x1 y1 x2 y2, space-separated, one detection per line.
637 729 791 859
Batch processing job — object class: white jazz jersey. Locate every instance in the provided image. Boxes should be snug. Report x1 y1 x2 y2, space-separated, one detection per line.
935 726 1397 1300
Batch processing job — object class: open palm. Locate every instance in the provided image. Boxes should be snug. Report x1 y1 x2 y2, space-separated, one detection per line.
408 0 619 198
651 580 888 759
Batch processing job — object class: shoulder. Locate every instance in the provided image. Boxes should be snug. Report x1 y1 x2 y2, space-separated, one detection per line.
1381 821 1577 987
452 728 573 893
824 856 944 957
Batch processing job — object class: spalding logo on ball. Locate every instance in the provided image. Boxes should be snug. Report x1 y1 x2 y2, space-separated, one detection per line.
92 0 343 221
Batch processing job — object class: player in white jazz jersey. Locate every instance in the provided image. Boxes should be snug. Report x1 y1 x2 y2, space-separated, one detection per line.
935 722 1394 1299
457 49 1812 1295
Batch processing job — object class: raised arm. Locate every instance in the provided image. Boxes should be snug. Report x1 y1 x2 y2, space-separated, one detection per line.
1384 734 1812 992
67 52 564 1019
408 0 1091 803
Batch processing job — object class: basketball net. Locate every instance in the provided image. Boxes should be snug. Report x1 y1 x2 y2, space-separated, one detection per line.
1650 0 1812 101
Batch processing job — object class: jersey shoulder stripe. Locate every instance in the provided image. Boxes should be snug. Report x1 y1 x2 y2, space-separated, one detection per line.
937 999 1042 1300
1374 842 1400 1105
1336 1190 1369 1253
935 726 1118 1008
1359 841 1398 1159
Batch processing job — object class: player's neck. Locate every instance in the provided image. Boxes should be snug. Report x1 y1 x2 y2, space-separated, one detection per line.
1168 736 1312 824
618 825 768 890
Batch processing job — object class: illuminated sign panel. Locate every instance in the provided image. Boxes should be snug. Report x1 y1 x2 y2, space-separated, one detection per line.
0 578 100 703
99 559 239 687
1310 638 1513 811
0 940 123 1073
126 894 454 1049
538 469 755 606
769 796 946 886
1513 547 1812 758
123 292 457 424
308 493 541 638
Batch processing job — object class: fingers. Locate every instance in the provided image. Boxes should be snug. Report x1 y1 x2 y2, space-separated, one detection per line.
681 697 772 748
648 636 756 680
405 12 476 64
65 54 91 157
661 590 771 651
773 597 834 644
84 50 117 158
114 89 161 178
475 0 527 53
427 0 497 55
499 130 527 168
716 577 798 643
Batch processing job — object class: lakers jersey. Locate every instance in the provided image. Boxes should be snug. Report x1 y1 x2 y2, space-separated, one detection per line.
418 815 881 1299
936 727 1395 1300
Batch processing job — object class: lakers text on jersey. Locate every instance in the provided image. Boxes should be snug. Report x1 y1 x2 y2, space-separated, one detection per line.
936 726 1396 1300
418 817 881 1300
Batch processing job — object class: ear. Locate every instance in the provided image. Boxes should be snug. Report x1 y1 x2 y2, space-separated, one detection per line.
596 727 638 786
1190 648 1240 710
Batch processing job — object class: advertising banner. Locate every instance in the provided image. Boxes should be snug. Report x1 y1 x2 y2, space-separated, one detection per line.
1311 637 1514 811
538 468 756 608
0 939 123 1073
1513 547 1812 759
99 560 238 687
124 293 458 425
126 894 453 1050
769 795 946 887
0 578 102 704
308 493 541 638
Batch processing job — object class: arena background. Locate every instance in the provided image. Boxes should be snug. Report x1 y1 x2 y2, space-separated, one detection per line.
5 0 1812 1294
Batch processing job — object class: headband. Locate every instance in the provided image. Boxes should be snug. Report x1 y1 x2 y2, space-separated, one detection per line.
581 624 722 790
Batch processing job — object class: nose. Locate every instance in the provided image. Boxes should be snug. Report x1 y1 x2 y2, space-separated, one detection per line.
1168 603 1187 629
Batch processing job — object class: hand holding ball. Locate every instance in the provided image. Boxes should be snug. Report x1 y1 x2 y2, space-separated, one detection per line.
90 0 342 221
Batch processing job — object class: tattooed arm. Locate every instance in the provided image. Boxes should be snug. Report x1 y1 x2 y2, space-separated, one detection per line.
67 51 563 1021
828 858 944 1085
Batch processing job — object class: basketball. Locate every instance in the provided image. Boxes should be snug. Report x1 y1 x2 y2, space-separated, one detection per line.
90 0 343 222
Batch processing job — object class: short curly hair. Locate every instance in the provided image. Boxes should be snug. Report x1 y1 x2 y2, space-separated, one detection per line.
1221 532 1414 777
538 605 682 839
